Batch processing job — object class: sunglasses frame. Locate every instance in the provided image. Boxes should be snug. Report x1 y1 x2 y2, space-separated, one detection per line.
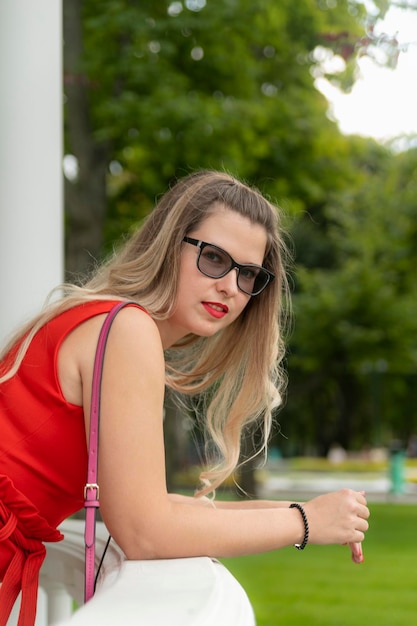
183 236 275 296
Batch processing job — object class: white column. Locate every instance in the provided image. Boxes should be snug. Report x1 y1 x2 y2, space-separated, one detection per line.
45 583 74 624
0 0 63 343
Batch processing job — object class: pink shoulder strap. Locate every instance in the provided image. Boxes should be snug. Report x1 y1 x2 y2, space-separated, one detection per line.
84 301 131 602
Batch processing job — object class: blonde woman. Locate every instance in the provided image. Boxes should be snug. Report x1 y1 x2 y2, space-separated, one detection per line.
0 171 369 626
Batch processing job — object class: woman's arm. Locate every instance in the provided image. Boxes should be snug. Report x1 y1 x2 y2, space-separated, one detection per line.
77 308 369 561
167 494 365 563
168 493 295 509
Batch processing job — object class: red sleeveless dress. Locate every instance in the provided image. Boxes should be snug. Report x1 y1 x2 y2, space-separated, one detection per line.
0 300 145 626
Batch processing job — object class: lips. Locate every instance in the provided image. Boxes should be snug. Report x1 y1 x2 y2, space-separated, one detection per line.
202 302 229 319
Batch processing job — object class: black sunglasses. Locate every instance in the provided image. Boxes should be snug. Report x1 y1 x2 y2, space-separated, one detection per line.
183 237 275 296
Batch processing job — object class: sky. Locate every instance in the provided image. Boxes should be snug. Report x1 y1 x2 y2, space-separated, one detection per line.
315 4 417 145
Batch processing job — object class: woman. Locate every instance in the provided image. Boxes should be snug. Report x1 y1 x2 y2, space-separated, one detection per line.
0 171 369 626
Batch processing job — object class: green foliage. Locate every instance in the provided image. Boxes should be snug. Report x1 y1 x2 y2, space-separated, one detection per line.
75 0 374 241
65 0 416 451
283 146 417 453
222 503 417 626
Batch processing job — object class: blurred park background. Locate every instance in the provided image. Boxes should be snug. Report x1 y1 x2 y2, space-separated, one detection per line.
4 1 417 623
222 502 417 625
62 5 417 618
61 0 417 487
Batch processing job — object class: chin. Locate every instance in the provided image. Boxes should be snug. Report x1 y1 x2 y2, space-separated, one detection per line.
192 323 224 338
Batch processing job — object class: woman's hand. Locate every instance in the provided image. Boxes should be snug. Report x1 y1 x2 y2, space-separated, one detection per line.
303 489 370 549
348 541 364 564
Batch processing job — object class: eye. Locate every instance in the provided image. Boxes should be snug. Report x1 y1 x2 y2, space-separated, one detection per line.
201 246 229 268
240 266 259 280
203 249 223 264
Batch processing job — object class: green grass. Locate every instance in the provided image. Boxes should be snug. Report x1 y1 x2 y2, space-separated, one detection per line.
221 503 417 626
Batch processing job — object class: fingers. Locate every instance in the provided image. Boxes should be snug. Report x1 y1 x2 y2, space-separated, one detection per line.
349 492 367 563
349 542 364 564
357 490 368 505
346 493 367 563
355 491 370 526
304 489 370 547
351 491 370 542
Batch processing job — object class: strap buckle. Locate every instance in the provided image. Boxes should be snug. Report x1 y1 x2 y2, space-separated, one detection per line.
84 483 100 499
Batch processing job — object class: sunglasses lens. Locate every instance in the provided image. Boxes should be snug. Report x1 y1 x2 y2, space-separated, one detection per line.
197 243 271 296
238 268 269 295
252 271 270 294
198 245 232 277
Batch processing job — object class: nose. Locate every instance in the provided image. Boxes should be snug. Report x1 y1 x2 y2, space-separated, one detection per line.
215 268 239 295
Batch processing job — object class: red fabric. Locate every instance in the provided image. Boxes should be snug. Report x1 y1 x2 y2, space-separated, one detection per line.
0 476 62 626
0 300 144 626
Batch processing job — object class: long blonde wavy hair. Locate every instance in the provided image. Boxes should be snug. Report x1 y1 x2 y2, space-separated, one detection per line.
0 170 290 495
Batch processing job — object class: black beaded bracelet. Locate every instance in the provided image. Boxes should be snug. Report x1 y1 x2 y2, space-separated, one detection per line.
289 503 309 550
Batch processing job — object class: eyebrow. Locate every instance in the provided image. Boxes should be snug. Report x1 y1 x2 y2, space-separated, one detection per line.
186 237 264 267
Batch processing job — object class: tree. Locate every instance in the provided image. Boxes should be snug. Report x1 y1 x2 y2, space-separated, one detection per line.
64 0 385 272
64 0 109 279
281 144 417 454
63 1 414 484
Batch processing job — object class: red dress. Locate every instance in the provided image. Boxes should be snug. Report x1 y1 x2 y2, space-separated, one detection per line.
0 300 144 626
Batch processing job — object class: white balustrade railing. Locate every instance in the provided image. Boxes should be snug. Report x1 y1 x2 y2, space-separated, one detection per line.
7 519 255 626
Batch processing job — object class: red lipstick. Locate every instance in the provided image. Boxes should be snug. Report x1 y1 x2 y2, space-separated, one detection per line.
202 302 229 319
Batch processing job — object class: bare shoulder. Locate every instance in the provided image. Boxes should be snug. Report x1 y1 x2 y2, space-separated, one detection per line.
58 304 163 406
103 305 164 365
108 304 161 341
